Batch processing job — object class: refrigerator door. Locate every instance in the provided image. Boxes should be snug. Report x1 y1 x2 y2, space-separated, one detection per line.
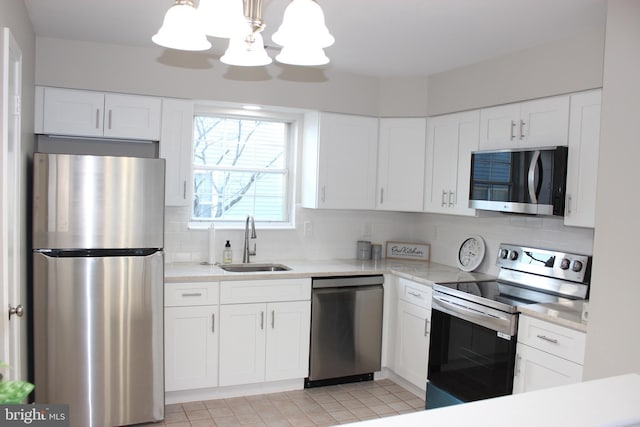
33 251 164 427
32 153 165 250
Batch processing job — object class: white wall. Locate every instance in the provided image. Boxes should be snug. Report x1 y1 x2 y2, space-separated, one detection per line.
426 27 605 116
0 0 36 380
583 0 640 380
34 37 380 116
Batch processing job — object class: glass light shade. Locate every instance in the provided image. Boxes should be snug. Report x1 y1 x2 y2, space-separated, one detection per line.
221 31 273 66
275 45 329 66
152 2 212 51
272 0 334 48
197 0 248 39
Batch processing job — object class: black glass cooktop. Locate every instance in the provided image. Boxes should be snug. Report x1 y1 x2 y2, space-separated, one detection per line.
433 280 564 313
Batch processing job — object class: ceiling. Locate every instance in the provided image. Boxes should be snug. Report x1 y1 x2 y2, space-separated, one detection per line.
23 0 607 78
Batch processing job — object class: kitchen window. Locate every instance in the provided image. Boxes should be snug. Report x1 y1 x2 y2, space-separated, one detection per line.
192 109 295 224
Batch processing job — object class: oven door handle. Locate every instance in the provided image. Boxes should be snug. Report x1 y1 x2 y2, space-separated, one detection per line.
432 293 517 336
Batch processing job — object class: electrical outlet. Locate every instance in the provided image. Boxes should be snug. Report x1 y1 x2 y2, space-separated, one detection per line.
304 221 313 237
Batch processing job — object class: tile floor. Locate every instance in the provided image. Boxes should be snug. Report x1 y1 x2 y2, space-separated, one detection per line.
148 379 425 426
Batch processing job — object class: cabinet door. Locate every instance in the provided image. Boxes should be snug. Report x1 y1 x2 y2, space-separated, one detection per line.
377 118 426 212
42 87 105 137
219 303 266 386
479 104 520 150
519 95 570 148
394 300 430 390
103 93 162 140
161 98 194 206
564 90 601 228
513 344 583 394
302 112 378 210
265 301 311 381
165 305 218 391
424 111 478 216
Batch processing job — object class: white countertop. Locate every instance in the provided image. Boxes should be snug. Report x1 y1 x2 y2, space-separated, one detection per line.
165 258 495 285
165 258 586 330
345 374 640 427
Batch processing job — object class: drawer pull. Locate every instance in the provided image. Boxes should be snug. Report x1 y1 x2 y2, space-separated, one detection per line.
407 291 422 298
271 310 275 329
181 292 203 297
536 334 559 344
260 311 264 330
424 319 429 337
211 313 215 333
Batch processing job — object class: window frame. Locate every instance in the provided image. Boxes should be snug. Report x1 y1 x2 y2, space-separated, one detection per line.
189 104 299 229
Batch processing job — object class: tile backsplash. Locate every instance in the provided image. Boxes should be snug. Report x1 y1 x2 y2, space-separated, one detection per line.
165 205 594 276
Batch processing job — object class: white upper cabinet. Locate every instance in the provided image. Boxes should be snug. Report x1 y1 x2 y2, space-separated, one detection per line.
564 90 602 228
302 112 378 210
376 118 427 212
479 95 570 149
424 110 479 216
37 86 161 140
160 98 194 206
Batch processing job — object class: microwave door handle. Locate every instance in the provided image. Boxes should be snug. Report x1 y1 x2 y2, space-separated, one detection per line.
528 150 541 204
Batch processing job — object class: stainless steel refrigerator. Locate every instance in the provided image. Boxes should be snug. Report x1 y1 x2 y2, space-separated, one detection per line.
32 153 165 427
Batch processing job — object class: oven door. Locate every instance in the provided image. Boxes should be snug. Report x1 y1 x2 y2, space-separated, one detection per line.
426 292 518 409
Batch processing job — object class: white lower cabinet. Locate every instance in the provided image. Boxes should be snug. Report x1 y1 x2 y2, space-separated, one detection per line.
513 315 586 394
164 282 219 392
393 278 432 390
219 279 311 387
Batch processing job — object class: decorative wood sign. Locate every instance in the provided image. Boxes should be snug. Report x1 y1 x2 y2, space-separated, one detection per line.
385 241 431 261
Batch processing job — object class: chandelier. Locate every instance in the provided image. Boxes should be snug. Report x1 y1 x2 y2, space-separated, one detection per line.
152 0 334 67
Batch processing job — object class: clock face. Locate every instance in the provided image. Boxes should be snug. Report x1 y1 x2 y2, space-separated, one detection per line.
457 235 485 272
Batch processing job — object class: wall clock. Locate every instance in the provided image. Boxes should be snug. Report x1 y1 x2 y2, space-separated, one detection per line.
456 234 486 272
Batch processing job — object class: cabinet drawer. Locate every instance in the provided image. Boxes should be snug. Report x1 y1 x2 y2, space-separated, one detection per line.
221 278 311 304
398 278 432 309
517 315 586 364
165 282 219 307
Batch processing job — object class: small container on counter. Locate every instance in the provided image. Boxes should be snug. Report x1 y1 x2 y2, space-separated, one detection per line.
371 244 382 260
223 240 233 264
357 240 372 260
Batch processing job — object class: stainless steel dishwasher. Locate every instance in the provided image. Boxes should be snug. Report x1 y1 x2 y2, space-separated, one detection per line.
305 275 384 387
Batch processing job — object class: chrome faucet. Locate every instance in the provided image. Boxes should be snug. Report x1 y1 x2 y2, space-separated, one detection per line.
242 215 257 263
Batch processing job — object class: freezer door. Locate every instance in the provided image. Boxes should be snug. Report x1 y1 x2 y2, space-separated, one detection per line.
33 251 164 427
33 153 165 249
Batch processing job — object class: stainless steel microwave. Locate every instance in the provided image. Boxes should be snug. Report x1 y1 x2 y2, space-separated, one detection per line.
469 146 568 216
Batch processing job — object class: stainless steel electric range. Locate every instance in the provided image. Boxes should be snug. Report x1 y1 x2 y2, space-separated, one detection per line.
426 243 591 409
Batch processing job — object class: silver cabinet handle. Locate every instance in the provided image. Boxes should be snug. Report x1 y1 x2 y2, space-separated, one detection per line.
321 185 326 203
510 120 516 140
108 109 113 129
96 109 100 129
448 190 455 207
260 311 264 330
183 180 187 200
271 310 275 329
515 354 522 376
441 190 447 207
407 291 423 299
424 318 429 337
380 188 384 204
536 334 558 344
211 313 215 333
520 119 526 139
566 195 573 215
181 292 202 297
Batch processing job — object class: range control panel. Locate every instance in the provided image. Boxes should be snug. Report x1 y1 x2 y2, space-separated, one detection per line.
496 244 591 284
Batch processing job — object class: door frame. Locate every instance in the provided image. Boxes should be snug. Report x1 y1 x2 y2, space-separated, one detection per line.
0 26 24 379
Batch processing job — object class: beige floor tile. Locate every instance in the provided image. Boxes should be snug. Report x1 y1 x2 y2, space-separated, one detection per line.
169 379 424 427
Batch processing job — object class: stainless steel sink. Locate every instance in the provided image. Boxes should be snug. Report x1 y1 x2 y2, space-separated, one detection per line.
219 263 291 273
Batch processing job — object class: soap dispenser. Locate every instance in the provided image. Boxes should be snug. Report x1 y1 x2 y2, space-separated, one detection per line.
223 240 233 264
